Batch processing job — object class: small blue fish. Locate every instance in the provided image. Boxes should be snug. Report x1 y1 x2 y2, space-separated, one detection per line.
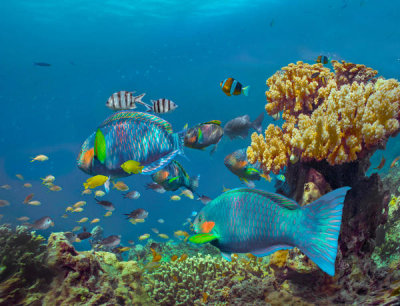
77 111 185 177
191 211 198 217
189 187 350 276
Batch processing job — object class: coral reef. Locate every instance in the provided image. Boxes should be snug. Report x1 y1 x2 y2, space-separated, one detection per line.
0 230 153 305
247 60 400 173
0 225 54 305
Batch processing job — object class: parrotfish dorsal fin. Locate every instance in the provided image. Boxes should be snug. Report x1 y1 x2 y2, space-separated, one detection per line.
203 120 221 126
225 188 299 210
189 233 218 244
94 129 106 164
100 111 173 134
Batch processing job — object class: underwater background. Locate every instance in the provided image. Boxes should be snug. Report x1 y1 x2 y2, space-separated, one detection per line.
1 0 400 305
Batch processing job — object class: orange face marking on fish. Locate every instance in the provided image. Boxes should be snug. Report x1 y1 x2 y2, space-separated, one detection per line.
188 135 197 144
391 156 400 168
236 160 248 168
201 221 215 233
83 148 94 166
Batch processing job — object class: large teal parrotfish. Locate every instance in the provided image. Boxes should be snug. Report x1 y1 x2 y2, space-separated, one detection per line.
77 111 185 177
189 187 350 276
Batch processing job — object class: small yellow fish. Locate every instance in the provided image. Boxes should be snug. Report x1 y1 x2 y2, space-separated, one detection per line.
50 185 62 192
114 246 131 253
139 234 150 240
66 206 74 212
23 183 32 188
28 200 41 206
73 201 86 208
83 175 109 189
72 226 81 232
31 155 49 162
180 189 194 200
41 175 55 184
95 190 106 197
129 218 145 225
120 160 144 174
158 233 169 239
61 214 68 218
170 195 181 201
77 217 88 223
81 189 92 195
0 185 11 190
73 207 84 213
104 211 112 217
90 218 100 224
75 238 82 243
17 216 30 221
16 174 24 180
112 181 129 191
174 230 189 238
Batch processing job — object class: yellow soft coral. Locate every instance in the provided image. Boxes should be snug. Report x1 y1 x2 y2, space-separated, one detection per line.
248 61 400 172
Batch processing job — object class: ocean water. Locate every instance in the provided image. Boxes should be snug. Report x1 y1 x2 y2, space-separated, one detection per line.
1 0 400 304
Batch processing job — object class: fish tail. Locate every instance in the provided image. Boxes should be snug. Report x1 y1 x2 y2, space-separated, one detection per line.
191 174 200 190
134 93 146 106
242 85 250 96
173 130 186 157
251 112 264 134
297 187 350 276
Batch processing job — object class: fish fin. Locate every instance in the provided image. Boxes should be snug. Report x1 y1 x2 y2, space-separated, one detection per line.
242 86 250 96
142 150 179 175
297 187 350 276
190 175 200 190
203 120 221 126
172 130 186 157
94 129 106 164
226 188 299 210
251 112 264 134
245 167 260 175
168 176 179 183
104 178 110 193
221 252 232 261
243 180 255 188
260 173 272 182
133 93 146 106
83 182 89 189
252 245 294 257
189 233 218 244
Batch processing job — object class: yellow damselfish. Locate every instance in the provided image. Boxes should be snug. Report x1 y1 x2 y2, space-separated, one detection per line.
83 175 109 189
121 160 144 174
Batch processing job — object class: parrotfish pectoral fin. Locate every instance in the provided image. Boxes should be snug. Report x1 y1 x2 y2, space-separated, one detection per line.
242 86 250 96
104 178 110 193
298 187 351 276
94 129 106 164
221 252 232 261
189 233 218 244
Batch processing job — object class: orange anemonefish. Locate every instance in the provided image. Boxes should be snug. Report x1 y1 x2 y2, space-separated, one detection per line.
220 78 249 96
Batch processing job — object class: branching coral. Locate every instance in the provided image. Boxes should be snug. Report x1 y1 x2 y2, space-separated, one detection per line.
144 254 271 305
248 60 400 173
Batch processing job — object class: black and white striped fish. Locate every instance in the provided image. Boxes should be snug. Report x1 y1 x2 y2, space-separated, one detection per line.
144 98 178 114
106 91 146 111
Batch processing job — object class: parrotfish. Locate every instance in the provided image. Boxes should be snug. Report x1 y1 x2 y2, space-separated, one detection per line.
184 120 224 154
189 187 350 276
224 148 270 187
77 111 185 177
152 160 199 192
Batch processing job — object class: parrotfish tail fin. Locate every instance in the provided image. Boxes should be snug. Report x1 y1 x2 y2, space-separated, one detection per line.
172 130 186 158
142 150 179 175
298 187 351 276
242 86 250 96
190 174 200 191
252 112 264 134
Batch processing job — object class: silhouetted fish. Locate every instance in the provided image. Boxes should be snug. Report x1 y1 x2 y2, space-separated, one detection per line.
34 62 51 67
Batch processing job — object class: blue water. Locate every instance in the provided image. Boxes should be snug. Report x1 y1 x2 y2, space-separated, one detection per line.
0 0 399 249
